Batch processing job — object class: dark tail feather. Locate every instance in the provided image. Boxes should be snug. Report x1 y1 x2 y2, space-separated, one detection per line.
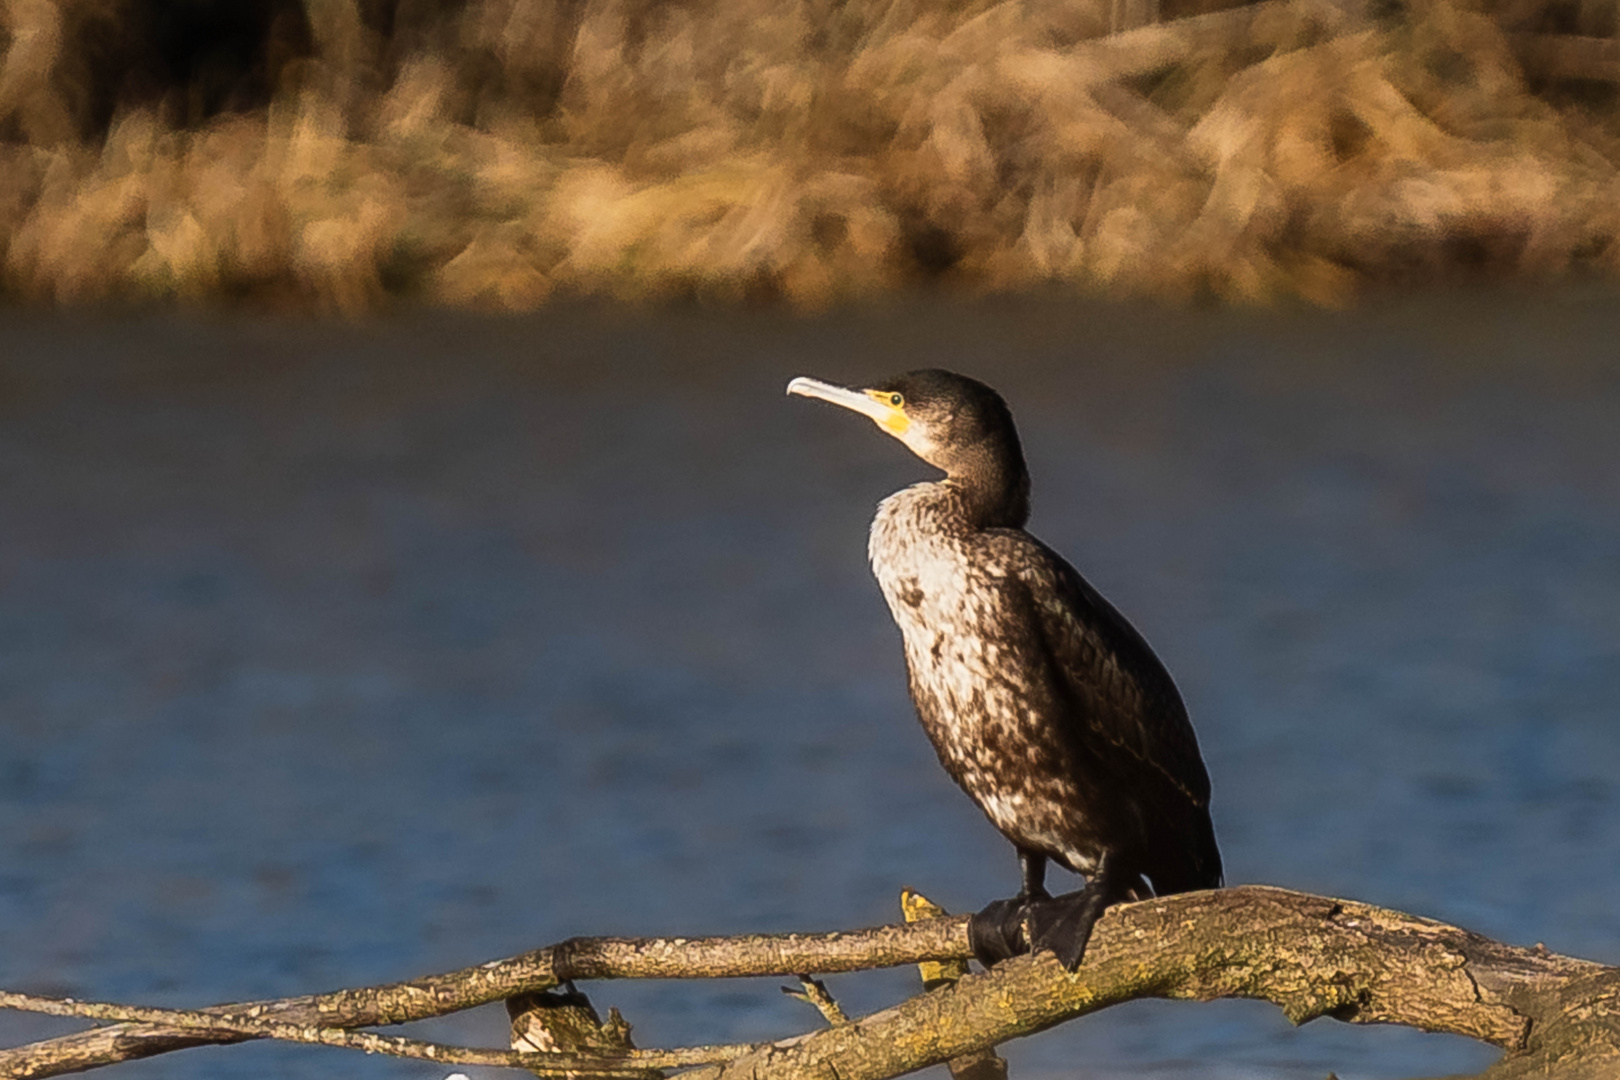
1147 806 1223 895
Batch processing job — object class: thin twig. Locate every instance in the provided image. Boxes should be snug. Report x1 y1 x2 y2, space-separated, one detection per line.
899 889 972 988
781 977 847 1026
0 991 755 1074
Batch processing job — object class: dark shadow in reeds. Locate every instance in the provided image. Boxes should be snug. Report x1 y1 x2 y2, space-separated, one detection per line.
1 0 1618 309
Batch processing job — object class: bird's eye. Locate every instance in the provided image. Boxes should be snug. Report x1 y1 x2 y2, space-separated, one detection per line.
889 393 904 408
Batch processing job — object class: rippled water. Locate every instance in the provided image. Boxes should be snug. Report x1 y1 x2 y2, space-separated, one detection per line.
3 291 1619 1080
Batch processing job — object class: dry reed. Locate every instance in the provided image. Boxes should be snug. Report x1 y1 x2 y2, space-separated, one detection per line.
1 0 1618 309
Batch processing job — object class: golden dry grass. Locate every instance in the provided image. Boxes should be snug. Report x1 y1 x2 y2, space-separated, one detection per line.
1 0 1619 309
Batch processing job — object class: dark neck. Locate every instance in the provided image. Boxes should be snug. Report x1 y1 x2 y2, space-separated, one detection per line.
943 447 1030 530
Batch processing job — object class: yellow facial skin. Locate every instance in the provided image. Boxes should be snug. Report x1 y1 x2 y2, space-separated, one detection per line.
863 390 912 435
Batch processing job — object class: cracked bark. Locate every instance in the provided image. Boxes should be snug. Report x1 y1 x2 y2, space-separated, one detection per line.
3 887 1619 1080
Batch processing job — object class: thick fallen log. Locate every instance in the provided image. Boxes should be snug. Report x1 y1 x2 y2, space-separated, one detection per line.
2 886 1618 1080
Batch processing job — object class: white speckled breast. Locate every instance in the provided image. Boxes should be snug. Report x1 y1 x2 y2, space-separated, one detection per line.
868 481 1093 870
869 483 1002 699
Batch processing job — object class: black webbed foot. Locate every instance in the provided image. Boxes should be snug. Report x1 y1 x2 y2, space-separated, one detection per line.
1024 860 1146 971
969 848 1059 968
967 895 1031 968
1024 887 1111 971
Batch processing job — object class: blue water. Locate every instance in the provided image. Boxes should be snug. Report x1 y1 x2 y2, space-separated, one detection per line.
2 291 1619 1079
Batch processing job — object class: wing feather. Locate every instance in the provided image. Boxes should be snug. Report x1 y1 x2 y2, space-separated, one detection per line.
992 531 1212 810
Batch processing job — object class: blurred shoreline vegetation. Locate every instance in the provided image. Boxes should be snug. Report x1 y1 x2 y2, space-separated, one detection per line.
1 0 1619 311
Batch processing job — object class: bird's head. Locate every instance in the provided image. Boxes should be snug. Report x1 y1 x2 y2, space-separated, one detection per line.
787 368 1030 526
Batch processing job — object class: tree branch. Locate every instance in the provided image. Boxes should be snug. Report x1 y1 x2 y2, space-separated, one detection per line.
0 920 967 1079
508 986 667 1079
681 888 1616 1080
0 989 750 1074
781 977 848 1027
900 889 1006 1080
4 887 1619 1080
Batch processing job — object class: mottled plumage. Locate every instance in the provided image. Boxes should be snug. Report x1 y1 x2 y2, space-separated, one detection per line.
789 368 1221 969
870 479 1219 893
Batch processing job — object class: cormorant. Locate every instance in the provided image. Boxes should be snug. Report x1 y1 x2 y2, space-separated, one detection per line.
788 369 1221 970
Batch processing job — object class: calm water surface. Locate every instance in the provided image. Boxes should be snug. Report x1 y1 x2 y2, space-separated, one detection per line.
2 291 1619 1079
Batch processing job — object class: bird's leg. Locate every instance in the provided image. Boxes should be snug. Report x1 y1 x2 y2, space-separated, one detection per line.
1019 849 1051 901
968 849 1048 968
1025 853 1133 971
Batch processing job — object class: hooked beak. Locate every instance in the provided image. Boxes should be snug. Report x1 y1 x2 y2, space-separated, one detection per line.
787 376 911 436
